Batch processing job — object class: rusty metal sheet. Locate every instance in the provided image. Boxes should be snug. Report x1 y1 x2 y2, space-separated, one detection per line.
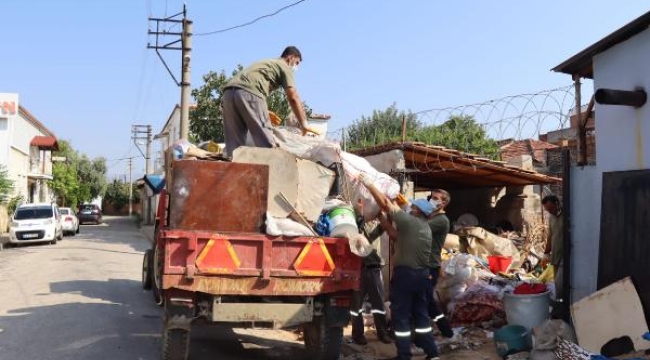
212 301 313 328
163 274 359 296
169 160 269 233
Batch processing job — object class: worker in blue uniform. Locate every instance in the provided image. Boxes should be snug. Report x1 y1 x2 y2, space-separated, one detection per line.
359 174 440 360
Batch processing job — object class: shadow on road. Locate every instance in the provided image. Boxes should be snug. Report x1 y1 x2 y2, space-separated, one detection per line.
74 216 150 253
42 279 311 360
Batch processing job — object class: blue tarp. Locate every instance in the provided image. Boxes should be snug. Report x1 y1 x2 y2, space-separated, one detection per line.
143 174 165 194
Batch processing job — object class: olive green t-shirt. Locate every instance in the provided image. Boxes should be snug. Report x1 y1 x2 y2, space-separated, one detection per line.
225 58 295 99
549 213 563 267
428 213 450 269
390 209 432 269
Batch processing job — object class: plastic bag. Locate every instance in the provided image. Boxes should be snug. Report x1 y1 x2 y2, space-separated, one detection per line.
172 139 192 159
265 213 314 236
346 232 374 257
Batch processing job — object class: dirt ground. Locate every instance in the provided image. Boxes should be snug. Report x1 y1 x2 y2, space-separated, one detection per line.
341 326 503 360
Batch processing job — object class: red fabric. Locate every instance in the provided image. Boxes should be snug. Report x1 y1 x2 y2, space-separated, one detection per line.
513 283 547 295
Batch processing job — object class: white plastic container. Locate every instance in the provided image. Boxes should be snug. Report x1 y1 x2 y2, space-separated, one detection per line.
503 290 551 344
327 206 358 237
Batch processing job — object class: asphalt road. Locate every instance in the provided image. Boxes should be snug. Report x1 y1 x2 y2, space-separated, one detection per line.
0 216 307 360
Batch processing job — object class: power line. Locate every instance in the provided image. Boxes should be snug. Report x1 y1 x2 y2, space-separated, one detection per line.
195 0 309 36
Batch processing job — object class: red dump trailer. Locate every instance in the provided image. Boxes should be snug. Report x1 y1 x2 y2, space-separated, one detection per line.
142 160 361 360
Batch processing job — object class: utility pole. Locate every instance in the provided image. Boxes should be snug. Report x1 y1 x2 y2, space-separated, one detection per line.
148 5 192 139
132 124 153 224
128 158 133 217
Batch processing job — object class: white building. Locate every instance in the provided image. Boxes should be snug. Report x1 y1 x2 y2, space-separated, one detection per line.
0 93 58 203
552 11 650 308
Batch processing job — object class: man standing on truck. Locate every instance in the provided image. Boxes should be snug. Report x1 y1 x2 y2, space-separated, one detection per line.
359 174 440 360
350 200 394 345
221 46 320 158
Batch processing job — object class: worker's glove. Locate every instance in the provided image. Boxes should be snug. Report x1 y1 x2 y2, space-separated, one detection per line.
358 173 375 188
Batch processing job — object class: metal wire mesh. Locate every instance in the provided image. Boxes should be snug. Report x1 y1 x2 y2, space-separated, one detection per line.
325 84 578 173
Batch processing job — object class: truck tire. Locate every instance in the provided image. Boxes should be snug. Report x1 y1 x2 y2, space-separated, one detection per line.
303 316 344 360
161 327 190 360
152 244 164 306
142 249 153 289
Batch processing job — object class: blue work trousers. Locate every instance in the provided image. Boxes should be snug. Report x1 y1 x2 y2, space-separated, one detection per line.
390 266 439 360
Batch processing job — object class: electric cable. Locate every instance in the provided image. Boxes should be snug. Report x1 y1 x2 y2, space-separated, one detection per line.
195 0 309 36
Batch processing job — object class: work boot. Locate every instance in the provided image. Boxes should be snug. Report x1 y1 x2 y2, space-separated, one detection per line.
351 314 368 345
433 314 454 338
374 313 394 344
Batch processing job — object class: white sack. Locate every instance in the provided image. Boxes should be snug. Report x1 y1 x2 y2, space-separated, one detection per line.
265 213 314 236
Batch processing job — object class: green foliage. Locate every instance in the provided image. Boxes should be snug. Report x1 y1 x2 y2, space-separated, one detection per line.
414 115 500 158
7 195 24 215
346 104 421 150
0 165 13 203
103 179 139 211
51 140 80 207
77 156 107 201
346 108 499 159
50 140 107 207
189 65 312 143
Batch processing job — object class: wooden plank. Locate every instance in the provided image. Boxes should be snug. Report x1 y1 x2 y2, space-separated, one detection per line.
572 277 649 353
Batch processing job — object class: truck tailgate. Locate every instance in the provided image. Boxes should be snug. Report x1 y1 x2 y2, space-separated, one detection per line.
161 230 361 296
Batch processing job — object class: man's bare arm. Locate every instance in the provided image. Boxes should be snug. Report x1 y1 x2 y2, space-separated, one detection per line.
285 87 319 135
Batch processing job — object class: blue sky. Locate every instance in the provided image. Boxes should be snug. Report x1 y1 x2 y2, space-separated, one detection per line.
2 1 648 179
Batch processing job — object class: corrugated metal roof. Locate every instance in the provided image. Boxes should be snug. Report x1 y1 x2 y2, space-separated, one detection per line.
353 142 561 190
552 10 650 78
30 136 59 150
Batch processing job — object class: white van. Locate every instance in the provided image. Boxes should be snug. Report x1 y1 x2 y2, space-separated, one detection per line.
9 203 64 245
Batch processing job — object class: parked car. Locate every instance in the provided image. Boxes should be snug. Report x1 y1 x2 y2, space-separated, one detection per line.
78 204 102 225
59 207 80 235
9 202 64 245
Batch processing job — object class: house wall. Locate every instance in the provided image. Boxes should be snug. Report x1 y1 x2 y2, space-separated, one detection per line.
570 28 650 302
0 117 9 168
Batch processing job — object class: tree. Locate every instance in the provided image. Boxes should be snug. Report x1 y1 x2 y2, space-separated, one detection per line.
345 104 421 150
190 65 312 143
50 140 81 207
346 107 499 159
0 165 13 203
77 156 107 202
414 115 500 158
103 179 138 211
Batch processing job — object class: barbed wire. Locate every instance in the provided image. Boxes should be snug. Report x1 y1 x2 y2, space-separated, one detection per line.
325 84 581 174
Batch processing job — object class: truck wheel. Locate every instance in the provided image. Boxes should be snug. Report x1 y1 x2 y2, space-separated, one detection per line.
152 244 164 306
303 316 343 360
142 249 153 289
161 327 190 360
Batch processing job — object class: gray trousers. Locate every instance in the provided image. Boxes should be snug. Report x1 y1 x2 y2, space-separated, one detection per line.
222 88 277 158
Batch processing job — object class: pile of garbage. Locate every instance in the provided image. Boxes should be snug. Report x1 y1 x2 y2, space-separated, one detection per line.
168 128 400 254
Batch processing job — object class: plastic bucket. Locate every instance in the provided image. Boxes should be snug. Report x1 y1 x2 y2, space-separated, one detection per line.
494 325 528 358
487 255 512 273
327 206 358 237
503 290 550 344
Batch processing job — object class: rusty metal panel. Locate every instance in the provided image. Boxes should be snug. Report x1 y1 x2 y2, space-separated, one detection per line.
599 169 650 325
163 274 359 296
212 301 313 328
169 160 269 232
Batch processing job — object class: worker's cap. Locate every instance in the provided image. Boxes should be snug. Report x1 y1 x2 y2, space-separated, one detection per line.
410 198 434 216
